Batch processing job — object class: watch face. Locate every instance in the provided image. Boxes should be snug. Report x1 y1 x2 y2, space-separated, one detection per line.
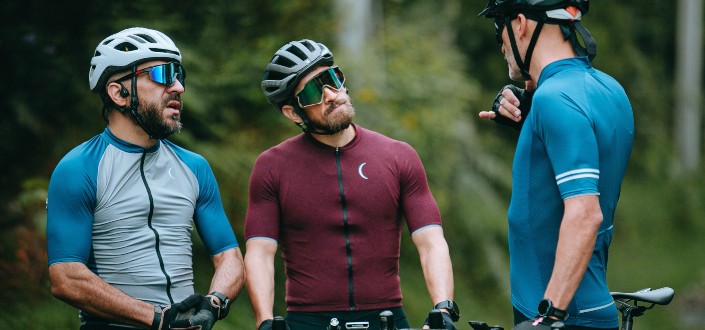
538 299 551 316
537 298 568 321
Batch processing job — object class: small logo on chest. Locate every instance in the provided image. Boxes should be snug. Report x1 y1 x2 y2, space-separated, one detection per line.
358 163 368 180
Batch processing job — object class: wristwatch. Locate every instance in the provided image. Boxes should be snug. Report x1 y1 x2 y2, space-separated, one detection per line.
537 298 569 321
434 300 460 322
209 291 231 319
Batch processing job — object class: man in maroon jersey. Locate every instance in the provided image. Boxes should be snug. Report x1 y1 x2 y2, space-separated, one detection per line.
244 39 459 330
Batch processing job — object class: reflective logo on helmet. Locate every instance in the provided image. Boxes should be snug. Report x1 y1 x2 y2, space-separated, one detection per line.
565 6 580 19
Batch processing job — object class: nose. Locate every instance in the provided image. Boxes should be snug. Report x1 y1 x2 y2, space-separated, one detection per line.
168 78 185 94
322 85 343 102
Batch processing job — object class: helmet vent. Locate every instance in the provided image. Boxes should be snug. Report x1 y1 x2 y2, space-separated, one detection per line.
287 45 308 62
274 55 296 68
265 71 288 82
302 41 315 52
134 33 157 43
114 42 138 52
150 48 180 56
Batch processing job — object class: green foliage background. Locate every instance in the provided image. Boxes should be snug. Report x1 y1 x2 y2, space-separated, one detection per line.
1 0 704 329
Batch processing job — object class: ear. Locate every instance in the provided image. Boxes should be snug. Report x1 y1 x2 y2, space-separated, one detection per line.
106 81 130 107
514 13 530 40
281 105 303 124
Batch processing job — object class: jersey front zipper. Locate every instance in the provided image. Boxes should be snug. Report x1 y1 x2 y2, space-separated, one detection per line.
335 147 356 310
140 149 174 304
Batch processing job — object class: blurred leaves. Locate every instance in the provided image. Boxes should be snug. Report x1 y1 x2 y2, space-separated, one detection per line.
1 0 704 329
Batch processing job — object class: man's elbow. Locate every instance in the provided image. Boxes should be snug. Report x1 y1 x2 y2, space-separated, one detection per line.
585 211 603 233
49 268 72 302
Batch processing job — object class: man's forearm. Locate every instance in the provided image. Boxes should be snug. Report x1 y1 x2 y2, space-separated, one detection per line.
49 262 154 328
544 196 603 309
422 245 455 304
413 227 455 304
210 247 246 300
244 239 278 328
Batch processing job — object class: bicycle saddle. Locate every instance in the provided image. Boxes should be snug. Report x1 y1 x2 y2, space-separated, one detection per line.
610 287 675 305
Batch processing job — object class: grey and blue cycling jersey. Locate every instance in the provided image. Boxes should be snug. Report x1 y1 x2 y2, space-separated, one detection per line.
47 128 238 306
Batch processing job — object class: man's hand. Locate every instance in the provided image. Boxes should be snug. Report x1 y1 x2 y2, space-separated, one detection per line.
258 319 274 330
512 318 565 330
423 309 457 330
479 81 535 130
258 316 290 330
154 294 216 330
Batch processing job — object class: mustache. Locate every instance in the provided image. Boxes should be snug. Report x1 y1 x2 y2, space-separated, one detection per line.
165 94 180 103
325 94 351 115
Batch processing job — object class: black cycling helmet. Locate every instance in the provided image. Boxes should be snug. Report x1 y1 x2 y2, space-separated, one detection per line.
261 39 340 135
261 39 334 111
479 0 589 20
479 0 595 80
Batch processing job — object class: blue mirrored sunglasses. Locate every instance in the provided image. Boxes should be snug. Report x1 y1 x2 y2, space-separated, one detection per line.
294 67 345 108
115 62 186 87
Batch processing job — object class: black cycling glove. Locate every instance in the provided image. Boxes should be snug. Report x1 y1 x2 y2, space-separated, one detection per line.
152 294 216 330
490 84 533 130
259 316 290 330
424 309 458 330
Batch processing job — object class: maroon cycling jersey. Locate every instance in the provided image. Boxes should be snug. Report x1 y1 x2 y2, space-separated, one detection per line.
245 124 442 312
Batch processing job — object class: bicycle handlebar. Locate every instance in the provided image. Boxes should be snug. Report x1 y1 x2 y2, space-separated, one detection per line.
271 288 675 330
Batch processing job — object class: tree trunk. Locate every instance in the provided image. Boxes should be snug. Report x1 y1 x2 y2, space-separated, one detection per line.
675 0 703 174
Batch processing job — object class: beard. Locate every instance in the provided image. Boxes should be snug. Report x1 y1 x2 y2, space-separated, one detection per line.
504 46 528 82
133 95 183 139
308 94 356 134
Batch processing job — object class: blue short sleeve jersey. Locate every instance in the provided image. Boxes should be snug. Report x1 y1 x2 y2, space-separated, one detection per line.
46 128 238 306
509 57 634 328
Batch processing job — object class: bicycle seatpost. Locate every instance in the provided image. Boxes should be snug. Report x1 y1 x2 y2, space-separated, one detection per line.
379 310 396 330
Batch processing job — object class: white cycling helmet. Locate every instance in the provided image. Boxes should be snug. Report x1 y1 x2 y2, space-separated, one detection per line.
89 27 181 92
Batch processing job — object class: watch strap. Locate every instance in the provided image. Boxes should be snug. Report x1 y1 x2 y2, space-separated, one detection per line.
434 300 460 322
208 291 230 319
151 305 162 330
538 299 569 321
549 307 569 321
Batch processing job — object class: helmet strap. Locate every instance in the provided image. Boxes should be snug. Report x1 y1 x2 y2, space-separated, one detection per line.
114 66 163 140
572 22 597 61
292 104 337 136
505 15 543 81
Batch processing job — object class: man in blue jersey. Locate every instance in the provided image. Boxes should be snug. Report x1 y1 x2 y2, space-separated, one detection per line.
478 1 634 330
46 27 244 330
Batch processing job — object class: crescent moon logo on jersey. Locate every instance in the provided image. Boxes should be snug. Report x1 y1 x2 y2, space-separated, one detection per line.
358 163 368 180
168 167 175 179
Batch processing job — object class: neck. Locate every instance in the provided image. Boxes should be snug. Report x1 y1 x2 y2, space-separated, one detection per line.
108 110 158 147
528 24 577 80
310 124 356 148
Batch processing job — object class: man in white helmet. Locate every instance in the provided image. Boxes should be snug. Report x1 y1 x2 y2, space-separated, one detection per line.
46 27 244 330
